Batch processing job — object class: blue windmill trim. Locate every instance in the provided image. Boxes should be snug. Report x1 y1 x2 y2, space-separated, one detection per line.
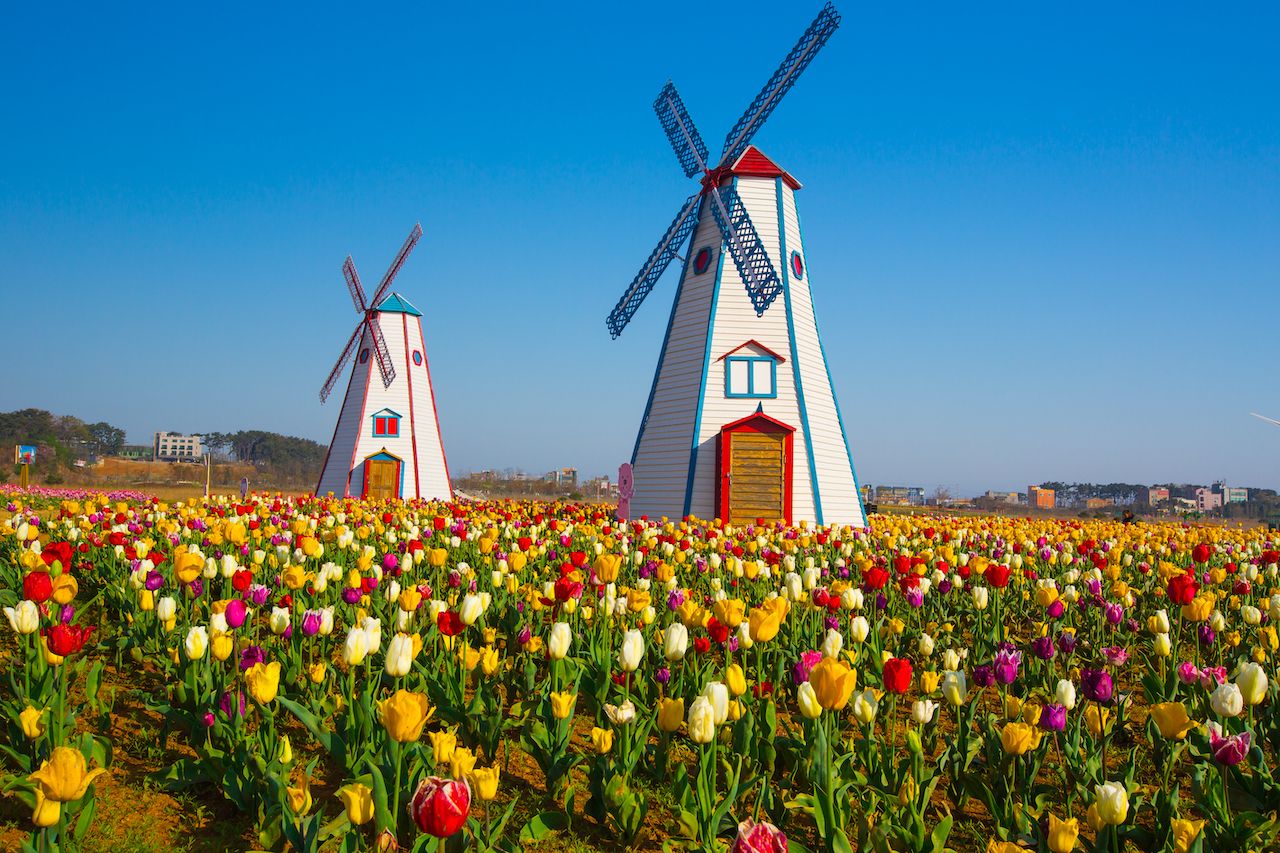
375 293 422 316
777 177 824 525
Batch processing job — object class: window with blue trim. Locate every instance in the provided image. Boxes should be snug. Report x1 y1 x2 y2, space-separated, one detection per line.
371 411 401 437
725 356 777 398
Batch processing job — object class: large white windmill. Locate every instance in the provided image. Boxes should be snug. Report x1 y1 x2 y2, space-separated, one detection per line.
607 3 865 528
314 224 453 501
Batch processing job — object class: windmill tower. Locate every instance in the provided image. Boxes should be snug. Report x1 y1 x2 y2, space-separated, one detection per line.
315 224 453 501
607 3 865 528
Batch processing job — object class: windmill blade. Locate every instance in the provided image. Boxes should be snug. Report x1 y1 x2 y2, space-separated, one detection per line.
654 81 710 178
606 192 703 338
319 325 362 403
343 257 368 313
707 184 784 314
1251 412 1280 428
369 223 424 308
718 2 841 167
366 314 397 389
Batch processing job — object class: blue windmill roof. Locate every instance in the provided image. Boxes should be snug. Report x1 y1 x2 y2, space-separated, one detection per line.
375 292 422 316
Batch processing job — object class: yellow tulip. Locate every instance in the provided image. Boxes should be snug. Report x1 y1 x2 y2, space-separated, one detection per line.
550 691 576 720
590 726 614 754
428 730 457 764
919 670 940 694
1000 722 1042 756
28 746 107 802
244 661 281 704
287 775 313 814
1171 818 1205 853
1084 705 1111 737
1180 593 1214 622
593 553 621 583
1048 814 1079 852
470 765 501 801
1149 702 1193 740
481 646 500 677
51 574 78 605
336 782 375 825
449 747 476 780
712 598 745 629
809 658 858 710
657 697 684 733
986 841 1023 853
725 664 747 697
429 548 448 568
748 598 787 642
281 564 307 590
20 706 45 740
32 790 60 827
379 690 431 742
174 551 203 584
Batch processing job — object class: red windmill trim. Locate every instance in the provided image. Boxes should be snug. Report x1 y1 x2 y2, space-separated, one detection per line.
716 339 788 363
731 146 802 190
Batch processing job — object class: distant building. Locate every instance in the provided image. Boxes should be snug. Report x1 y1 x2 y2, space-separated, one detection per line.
875 486 925 506
983 490 1020 505
1085 497 1113 509
154 432 203 462
118 444 154 461
1028 486 1055 509
1195 487 1223 512
1174 496 1198 511
1224 487 1248 504
1147 487 1170 506
549 467 578 487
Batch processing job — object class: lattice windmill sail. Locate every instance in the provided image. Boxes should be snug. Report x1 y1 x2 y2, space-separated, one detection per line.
608 2 866 527
315 224 453 501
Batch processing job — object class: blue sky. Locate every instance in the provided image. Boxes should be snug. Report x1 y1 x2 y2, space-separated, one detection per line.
2 2 1277 496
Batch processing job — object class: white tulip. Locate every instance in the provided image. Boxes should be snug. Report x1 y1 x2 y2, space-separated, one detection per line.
156 596 176 622
1055 679 1077 710
548 622 572 660
821 628 843 660
618 629 645 673
912 699 938 725
185 626 208 660
664 623 689 661
4 600 40 634
269 606 291 635
702 681 730 725
343 627 370 666
384 632 414 677
848 616 870 644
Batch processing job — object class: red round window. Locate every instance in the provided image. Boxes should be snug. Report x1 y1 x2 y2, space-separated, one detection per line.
693 246 713 275
790 251 804 280
412 350 423 366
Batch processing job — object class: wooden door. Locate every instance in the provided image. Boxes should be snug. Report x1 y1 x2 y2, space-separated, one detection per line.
728 432 785 525
365 459 398 500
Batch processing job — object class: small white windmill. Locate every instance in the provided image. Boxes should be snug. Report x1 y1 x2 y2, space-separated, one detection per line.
606 3 865 528
314 224 453 501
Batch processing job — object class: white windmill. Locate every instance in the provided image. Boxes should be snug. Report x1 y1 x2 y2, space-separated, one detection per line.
607 3 865 528
314 224 453 501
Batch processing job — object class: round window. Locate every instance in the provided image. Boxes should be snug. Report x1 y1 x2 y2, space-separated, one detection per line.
358 348 370 364
692 246 713 276
790 251 804 280
412 350 423 366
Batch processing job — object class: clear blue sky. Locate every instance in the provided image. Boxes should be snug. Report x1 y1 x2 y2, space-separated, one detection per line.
2 2 1277 496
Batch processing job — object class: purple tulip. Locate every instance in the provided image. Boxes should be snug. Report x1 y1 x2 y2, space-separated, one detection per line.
225 598 247 628
1209 727 1251 766
1104 603 1124 625
1031 636 1056 661
972 664 995 687
1058 631 1078 655
667 589 685 611
301 610 323 637
219 690 246 718
1046 599 1065 619
248 584 270 607
1039 703 1067 732
145 570 165 591
342 586 362 604
906 588 924 608
1197 624 1216 647
1081 669 1113 704
993 649 1022 685
655 666 671 685
938 579 953 594
1102 646 1129 667
239 645 265 671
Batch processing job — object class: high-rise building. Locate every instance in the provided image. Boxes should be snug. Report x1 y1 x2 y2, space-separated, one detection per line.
154 432 202 462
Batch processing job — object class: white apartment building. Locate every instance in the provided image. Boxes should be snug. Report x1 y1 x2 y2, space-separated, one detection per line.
154 432 203 462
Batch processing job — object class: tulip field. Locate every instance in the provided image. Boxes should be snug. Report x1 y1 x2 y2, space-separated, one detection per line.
2 493 1279 852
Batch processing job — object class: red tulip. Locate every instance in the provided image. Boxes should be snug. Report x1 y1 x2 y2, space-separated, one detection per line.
863 567 888 590
23 571 53 604
882 657 913 694
1167 573 1198 605
984 564 1011 589
40 541 74 569
1192 543 1211 564
437 610 464 637
408 777 470 837
44 623 95 656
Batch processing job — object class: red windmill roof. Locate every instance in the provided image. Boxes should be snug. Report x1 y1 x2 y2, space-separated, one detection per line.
730 146 802 190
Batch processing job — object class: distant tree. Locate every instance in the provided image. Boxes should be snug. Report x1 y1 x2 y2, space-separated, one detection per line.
85 422 126 455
